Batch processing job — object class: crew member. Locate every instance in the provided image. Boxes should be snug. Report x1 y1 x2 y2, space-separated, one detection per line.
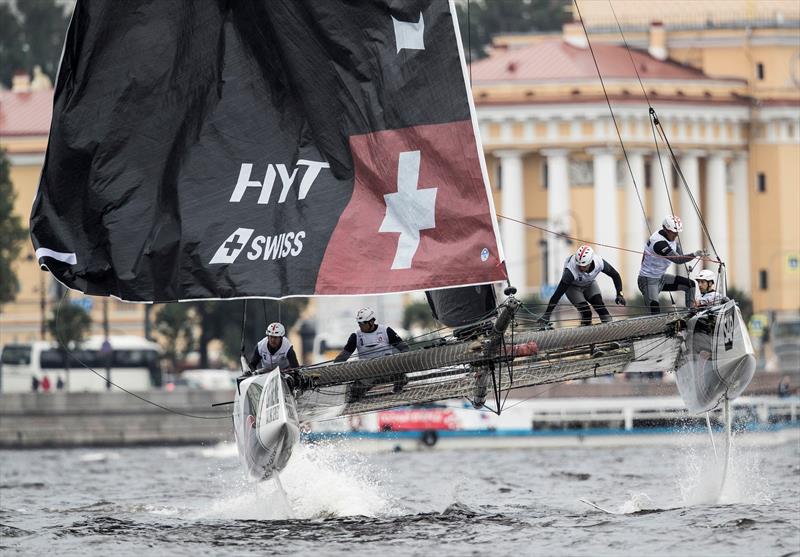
249 322 300 372
541 245 626 326
694 269 728 306
335 308 409 399
638 215 706 314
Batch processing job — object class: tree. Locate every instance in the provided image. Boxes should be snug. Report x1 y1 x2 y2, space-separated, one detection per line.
727 287 753 323
455 0 571 63
0 3 25 87
17 1 69 86
192 299 308 368
47 302 92 389
403 300 436 331
0 149 27 306
154 303 195 373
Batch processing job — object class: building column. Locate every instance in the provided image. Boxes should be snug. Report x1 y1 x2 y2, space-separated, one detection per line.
624 150 647 297
678 150 705 270
706 151 730 272
495 150 527 293
542 149 570 287
649 152 675 228
589 148 619 296
731 152 751 292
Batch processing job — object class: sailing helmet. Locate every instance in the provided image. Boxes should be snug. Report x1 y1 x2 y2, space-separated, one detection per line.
266 322 285 337
662 215 683 233
356 307 375 323
695 269 715 283
575 245 594 266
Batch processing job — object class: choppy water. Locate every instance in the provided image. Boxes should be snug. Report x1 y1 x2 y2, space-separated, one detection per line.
1 433 799 556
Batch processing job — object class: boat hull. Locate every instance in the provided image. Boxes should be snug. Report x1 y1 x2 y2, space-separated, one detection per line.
676 301 757 413
233 369 300 480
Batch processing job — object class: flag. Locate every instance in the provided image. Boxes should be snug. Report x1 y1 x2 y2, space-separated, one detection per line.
30 0 507 302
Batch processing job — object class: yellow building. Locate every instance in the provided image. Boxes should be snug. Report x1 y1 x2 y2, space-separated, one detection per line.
473 2 799 311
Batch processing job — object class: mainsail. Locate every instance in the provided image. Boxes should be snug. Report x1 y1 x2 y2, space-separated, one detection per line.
31 0 506 302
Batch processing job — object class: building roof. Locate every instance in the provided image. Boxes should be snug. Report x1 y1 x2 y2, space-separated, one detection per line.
0 89 53 137
470 38 716 83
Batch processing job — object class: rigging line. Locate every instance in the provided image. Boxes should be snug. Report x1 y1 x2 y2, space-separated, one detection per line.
608 0 652 108
652 121 723 261
608 2 720 262
572 0 651 236
240 299 248 359
497 213 721 264
607 3 722 265
53 294 229 420
648 117 681 308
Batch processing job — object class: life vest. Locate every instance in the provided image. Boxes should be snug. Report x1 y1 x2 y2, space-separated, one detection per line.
257 337 293 371
355 324 396 359
564 254 604 286
640 230 677 279
699 290 724 305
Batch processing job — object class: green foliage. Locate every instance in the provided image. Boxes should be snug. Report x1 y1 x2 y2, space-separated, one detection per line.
403 300 436 330
47 303 91 353
455 0 571 62
0 150 28 306
192 299 308 366
154 303 195 372
726 287 753 323
0 1 68 87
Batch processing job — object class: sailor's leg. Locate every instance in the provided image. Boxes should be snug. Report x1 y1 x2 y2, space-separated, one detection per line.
585 282 612 323
661 274 695 308
566 286 592 326
638 275 662 314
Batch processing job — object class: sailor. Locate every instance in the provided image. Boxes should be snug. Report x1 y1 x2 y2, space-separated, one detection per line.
249 322 300 372
638 215 706 314
335 308 410 399
694 269 729 306
541 245 626 326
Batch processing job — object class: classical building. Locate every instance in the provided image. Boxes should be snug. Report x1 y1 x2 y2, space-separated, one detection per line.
473 4 799 311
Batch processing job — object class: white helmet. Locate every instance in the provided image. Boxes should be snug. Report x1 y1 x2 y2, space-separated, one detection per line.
575 245 594 266
662 215 683 233
266 322 285 337
356 307 375 323
695 270 715 282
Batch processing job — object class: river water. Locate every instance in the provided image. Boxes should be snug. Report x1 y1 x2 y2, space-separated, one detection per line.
2 432 799 556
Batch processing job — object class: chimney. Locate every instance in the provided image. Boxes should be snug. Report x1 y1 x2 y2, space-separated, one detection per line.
648 21 668 61
562 22 588 49
12 70 31 93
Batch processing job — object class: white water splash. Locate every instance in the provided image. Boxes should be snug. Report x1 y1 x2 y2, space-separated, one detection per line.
78 452 120 463
197 440 402 520
677 439 773 506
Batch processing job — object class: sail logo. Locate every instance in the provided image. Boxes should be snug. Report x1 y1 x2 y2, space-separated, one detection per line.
229 159 330 205
379 150 437 269
721 306 735 351
210 228 305 265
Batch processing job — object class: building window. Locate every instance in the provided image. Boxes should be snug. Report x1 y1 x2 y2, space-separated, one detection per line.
759 269 768 290
542 161 548 189
757 172 766 193
756 63 764 80
495 161 502 191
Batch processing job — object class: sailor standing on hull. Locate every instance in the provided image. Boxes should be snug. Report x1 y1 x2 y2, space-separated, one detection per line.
541 245 626 326
335 308 409 401
638 215 706 314
249 322 300 372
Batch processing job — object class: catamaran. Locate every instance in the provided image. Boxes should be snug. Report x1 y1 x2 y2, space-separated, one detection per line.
29 0 755 483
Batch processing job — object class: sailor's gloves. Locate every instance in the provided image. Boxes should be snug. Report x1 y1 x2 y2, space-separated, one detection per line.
615 293 626 306
693 249 710 258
